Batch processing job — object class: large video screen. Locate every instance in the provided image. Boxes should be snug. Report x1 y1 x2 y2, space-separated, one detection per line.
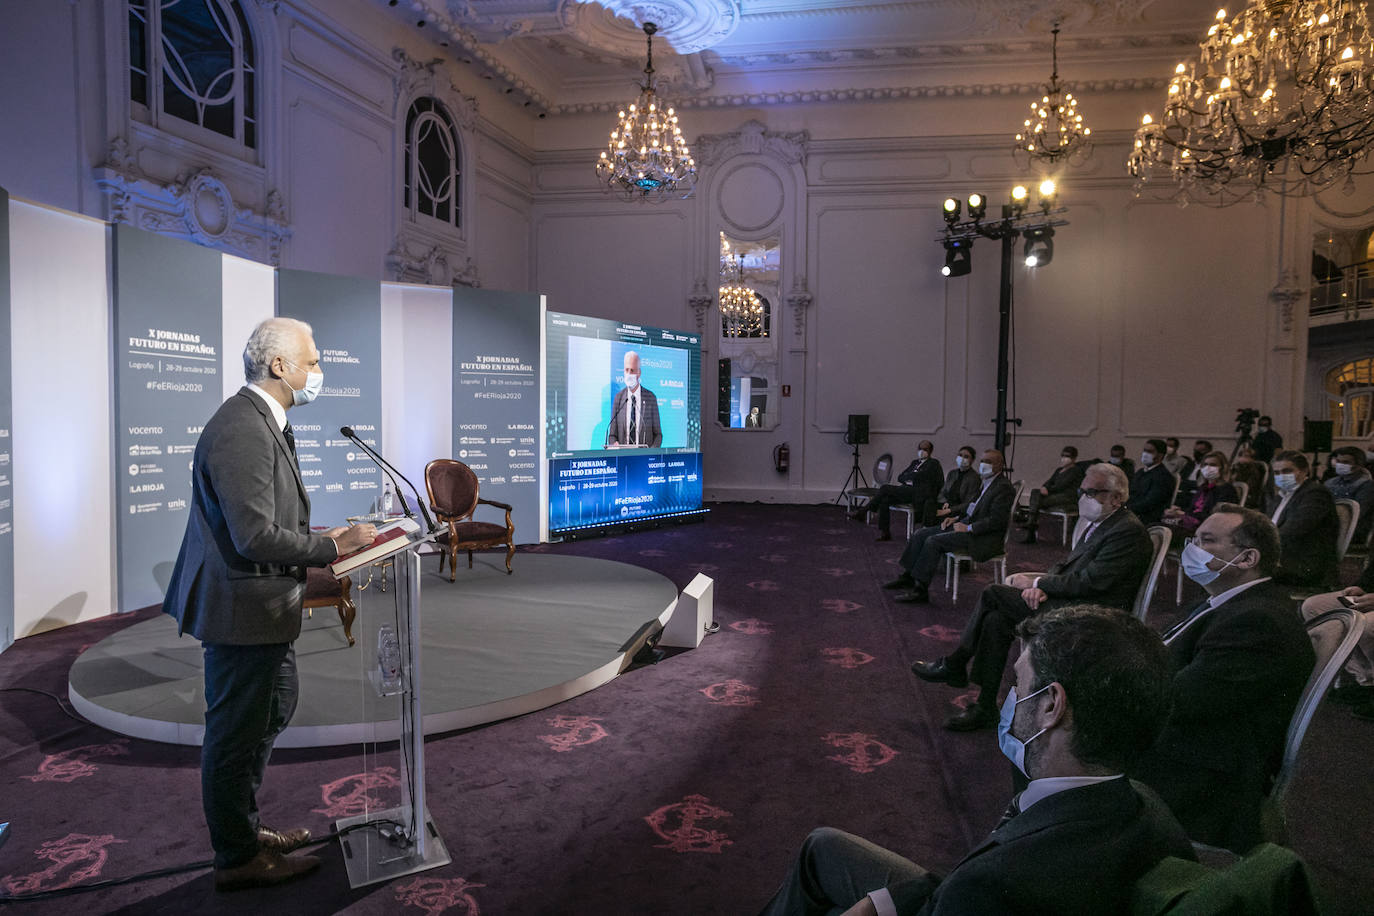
546 312 703 533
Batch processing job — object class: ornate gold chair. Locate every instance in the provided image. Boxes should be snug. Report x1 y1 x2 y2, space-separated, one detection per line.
425 458 515 580
303 567 356 646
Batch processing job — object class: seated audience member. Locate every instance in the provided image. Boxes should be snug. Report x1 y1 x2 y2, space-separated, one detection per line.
1107 443 1135 477
930 445 981 527
1162 437 1193 480
1162 450 1238 537
1301 554 1374 721
759 606 1194 916
1325 446 1374 545
1229 451 1269 510
1019 445 1085 544
1186 439 1214 486
1268 450 1339 588
1253 416 1283 464
1128 438 1176 526
850 441 943 542
911 464 1152 730
1133 505 1314 853
883 450 1015 603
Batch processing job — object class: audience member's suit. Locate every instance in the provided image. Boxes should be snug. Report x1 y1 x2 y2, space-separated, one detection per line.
759 778 1194 916
163 388 338 869
1253 428 1283 464
607 385 662 446
865 456 943 534
935 466 982 524
1267 480 1339 588
1326 468 1374 543
898 476 1015 587
1109 457 1136 478
956 508 1152 704
1025 461 1085 525
1133 580 1314 853
1129 463 1176 525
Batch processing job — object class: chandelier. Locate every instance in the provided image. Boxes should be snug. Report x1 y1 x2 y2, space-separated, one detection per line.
719 235 764 338
1014 24 1093 168
595 22 697 201
1128 1 1374 204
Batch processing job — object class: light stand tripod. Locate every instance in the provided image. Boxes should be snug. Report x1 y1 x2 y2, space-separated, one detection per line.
835 436 868 504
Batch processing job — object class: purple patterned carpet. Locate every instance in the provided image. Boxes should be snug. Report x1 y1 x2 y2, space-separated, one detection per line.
1 502 1372 914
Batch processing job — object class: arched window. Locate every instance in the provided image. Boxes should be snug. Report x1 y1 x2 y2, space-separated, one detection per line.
1326 358 1374 438
129 1 258 152
404 98 462 228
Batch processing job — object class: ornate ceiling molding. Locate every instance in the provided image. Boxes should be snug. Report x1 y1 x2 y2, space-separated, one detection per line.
560 0 740 56
392 47 480 128
695 119 808 169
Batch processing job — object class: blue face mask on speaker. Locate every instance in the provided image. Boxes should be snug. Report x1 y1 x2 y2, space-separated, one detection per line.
997 683 1051 777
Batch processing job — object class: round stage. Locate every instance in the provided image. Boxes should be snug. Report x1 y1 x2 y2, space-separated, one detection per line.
68 554 679 748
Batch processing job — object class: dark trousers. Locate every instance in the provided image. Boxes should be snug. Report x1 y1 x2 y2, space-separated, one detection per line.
865 484 920 533
949 584 1038 709
899 525 973 587
1025 489 1076 525
758 827 936 916
201 641 298 869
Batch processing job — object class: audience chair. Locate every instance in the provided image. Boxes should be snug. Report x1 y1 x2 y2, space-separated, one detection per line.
845 452 893 517
1132 525 1173 624
425 458 516 580
1334 497 1360 562
1044 504 1079 545
302 568 356 646
1174 536 1194 606
943 480 1025 603
888 499 919 539
1262 607 1367 844
1231 481 1249 511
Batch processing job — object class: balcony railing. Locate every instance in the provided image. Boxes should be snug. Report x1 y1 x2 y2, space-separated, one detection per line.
1312 258 1374 323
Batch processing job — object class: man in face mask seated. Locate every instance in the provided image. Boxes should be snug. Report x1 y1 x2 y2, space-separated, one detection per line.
851 440 943 542
929 445 981 528
1018 445 1085 544
1107 443 1135 478
757 606 1194 916
911 464 1152 730
1132 504 1314 853
1267 450 1339 588
1128 438 1176 526
883 450 1014 603
1325 446 1374 545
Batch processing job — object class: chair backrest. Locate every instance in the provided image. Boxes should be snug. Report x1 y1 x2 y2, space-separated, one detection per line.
1132 525 1173 622
1168 471 1182 506
425 458 480 521
1231 480 1249 510
872 452 894 486
1333 497 1360 560
1271 607 1366 803
1002 480 1026 547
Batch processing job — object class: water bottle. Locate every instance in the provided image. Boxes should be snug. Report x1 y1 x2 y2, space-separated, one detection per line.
382 480 394 517
377 624 402 693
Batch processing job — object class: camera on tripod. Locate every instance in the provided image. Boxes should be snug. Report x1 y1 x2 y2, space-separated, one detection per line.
1235 408 1259 438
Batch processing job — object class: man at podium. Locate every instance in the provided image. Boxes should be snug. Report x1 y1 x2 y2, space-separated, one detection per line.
163 317 376 892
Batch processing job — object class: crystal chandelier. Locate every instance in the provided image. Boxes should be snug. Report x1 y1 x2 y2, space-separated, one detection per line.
1014 24 1093 168
596 22 697 201
1128 1 1374 204
719 235 764 338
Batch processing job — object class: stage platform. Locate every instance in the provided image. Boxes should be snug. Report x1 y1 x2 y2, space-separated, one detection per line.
67 554 679 748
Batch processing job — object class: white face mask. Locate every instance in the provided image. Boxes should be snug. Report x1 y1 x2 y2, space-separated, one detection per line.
1140 451 1155 467
282 359 324 406
978 462 995 478
1060 456 1073 466
955 456 970 470
1200 464 1220 480
623 371 640 390
1334 461 1355 477
917 449 929 460
1108 456 1123 465
998 684 1051 777
1258 425 1270 433
1078 492 1105 521
1274 472 1299 493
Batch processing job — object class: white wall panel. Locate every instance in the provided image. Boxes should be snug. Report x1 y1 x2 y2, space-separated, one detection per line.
381 284 453 506
9 202 113 636
221 254 277 399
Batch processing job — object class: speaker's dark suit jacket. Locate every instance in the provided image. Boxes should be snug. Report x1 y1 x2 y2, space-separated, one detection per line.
607 385 662 447
1266 480 1339 587
959 475 1017 561
1133 580 1314 853
893 778 1194 915
1129 463 1176 526
163 388 337 645
1037 507 1153 611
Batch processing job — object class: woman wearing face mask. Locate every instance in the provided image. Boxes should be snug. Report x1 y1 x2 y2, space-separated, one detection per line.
929 445 981 527
1266 450 1340 588
1325 447 1374 545
1163 451 1238 537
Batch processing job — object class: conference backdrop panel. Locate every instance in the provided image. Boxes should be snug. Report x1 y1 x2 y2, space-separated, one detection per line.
277 269 383 525
112 224 224 611
0 188 12 650
451 287 543 541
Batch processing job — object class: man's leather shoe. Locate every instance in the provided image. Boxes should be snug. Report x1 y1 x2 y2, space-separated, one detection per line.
875 531 892 542
894 587 929 604
214 849 320 892
944 705 997 732
882 575 914 590
910 657 968 687
258 825 311 854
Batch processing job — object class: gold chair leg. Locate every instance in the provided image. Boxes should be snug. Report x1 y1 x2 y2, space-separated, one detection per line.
505 541 514 574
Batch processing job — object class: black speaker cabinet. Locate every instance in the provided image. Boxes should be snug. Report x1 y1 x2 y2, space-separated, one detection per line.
846 414 870 445
1302 419 1334 454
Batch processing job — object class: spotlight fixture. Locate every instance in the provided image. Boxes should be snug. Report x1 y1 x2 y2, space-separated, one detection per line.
1010 185 1028 216
943 197 961 225
1037 179 1057 213
942 238 973 277
967 193 987 221
1023 226 1055 268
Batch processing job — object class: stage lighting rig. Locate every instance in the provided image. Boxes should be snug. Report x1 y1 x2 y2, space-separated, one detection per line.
966 192 987 221
941 238 973 277
1023 226 1054 267
942 197 961 225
